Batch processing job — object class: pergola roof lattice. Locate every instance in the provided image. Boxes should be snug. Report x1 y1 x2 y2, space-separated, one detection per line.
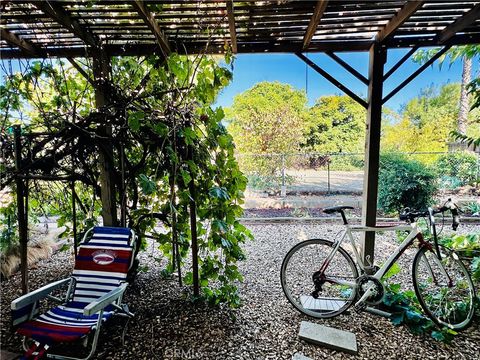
1 0 479 59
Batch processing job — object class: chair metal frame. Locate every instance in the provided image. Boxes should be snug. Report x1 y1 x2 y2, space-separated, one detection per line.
11 227 137 360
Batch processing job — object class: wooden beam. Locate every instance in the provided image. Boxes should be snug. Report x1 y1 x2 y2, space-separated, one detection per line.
383 45 419 80
131 0 171 56
296 52 368 108
31 0 98 48
437 3 480 44
361 43 386 268
0 28 44 57
226 0 237 53
1 33 479 60
376 1 425 42
326 51 368 85
66 57 95 87
303 0 329 50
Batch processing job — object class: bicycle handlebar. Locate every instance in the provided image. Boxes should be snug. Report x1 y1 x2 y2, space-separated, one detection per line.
399 198 460 230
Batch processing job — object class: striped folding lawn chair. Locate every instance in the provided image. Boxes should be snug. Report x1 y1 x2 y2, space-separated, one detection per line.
11 227 137 360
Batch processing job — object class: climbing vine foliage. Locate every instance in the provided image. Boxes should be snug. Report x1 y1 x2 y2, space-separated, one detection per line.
1 51 252 306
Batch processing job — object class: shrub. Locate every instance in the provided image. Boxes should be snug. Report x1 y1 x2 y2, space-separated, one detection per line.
435 151 479 187
378 153 438 214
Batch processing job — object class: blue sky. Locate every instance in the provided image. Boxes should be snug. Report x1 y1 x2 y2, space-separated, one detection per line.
215 49 479 113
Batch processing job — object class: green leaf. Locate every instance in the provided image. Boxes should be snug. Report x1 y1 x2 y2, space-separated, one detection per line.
212 219 228 233
138 174 156 195
153 122 168 136
431 330 445 342
128 111 144 132
388 283 401 294
180 169 192 186
208 187 230 200
390 312 404 325
184 271 193 285
384 262 401 279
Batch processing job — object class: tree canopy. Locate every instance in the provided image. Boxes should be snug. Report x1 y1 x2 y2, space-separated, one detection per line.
226 81 308 155
302 95 366 154
383 83 480 153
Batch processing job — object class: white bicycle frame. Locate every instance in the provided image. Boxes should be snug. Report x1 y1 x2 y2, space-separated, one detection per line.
319 221 431 305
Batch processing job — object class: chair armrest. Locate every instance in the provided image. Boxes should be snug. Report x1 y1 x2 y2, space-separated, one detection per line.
83 283 128 316
11 278 72 310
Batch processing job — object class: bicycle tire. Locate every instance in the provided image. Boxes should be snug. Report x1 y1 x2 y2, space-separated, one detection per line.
280 239 358 319
412 246 476 330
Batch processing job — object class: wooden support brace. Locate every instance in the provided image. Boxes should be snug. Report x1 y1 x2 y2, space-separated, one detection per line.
383 45 451 104
383 45 419 80
326 51 368 85
296 53 368 108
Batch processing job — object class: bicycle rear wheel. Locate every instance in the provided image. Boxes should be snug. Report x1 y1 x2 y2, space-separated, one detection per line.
280 239 358 319
412 246 476 330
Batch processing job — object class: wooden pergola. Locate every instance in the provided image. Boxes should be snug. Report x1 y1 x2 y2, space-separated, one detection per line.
1 0 480 271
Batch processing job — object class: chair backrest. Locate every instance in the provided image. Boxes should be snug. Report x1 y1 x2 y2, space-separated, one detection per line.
72 227 134 304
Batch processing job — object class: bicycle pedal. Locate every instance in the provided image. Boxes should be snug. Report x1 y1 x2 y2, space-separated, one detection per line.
353 302 367 313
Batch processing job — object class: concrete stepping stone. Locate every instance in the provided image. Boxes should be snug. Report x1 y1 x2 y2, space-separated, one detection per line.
298 321 358 355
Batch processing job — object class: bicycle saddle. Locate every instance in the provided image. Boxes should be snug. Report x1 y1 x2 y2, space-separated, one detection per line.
323 206 354 214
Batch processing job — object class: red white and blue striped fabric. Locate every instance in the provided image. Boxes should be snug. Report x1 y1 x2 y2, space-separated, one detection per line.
16 227 133 344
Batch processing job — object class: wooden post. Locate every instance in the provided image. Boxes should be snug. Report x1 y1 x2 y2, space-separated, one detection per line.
13 125 28 294
188 144 200 297
361 43 386 270
92 50 117 226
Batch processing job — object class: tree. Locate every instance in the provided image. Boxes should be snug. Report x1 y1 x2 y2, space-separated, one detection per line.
302 95 366 154
413 45 480 148
226 81 308 174
1 52 252 307
382 83 479 155
458 56 472 135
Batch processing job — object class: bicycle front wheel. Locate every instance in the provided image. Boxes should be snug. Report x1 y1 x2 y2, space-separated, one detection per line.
280 239 358 319
412 246 476 330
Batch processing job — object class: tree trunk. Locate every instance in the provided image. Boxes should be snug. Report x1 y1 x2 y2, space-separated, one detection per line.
458 56 472 135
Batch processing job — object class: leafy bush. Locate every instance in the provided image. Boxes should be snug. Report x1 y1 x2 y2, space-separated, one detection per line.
439 233 480 281
463 201 480 216
378 153 438 214
435 151 479 187
382 263 457 342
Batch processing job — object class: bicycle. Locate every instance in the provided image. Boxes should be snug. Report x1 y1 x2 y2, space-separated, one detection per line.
280 199 476 330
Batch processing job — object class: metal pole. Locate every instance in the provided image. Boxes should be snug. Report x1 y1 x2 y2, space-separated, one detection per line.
188 144 200 297
71 141 78 255
120 144 126 227
327 160 331 193
71 181 78 256
13 125 28 294
169 173 182 287
281 154 286 197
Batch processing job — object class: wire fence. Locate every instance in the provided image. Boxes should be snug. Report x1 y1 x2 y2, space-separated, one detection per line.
236 151 480 195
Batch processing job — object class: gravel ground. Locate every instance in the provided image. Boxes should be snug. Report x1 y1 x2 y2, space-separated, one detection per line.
1 223 479 359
